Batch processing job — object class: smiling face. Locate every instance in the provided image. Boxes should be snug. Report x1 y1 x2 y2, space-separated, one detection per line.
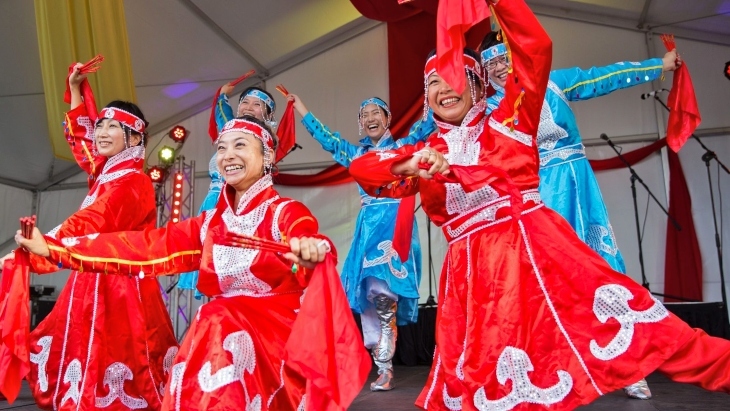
427 72 481 125
94 119 141 157
236 96 267 120
215 131 271 194
360 104 388 142
486 55 510 88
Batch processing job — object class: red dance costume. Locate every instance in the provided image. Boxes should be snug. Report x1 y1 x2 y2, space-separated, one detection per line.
27 104 178 410
39 174 369 411
349 0 730 410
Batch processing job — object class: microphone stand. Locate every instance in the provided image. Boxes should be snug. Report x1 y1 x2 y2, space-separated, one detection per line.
651 95 729 315
601 134 692 302
414 202 437 307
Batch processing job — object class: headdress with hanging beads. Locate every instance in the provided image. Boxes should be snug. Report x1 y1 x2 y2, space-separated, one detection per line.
358 97 391 135
422 52 484 120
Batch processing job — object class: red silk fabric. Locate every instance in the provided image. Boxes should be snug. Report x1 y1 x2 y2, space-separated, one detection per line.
0 253 30 403
286 254 371 410
665 63 701 152
664 150 703 302
275 100 297 163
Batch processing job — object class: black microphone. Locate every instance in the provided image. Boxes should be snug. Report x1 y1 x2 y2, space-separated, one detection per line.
600 133 615 147
641 89 669 100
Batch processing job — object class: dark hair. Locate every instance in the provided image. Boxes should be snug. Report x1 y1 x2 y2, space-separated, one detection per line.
103 100 149 147
238 86 275 115
425 48 482 86
236 114 278 153
478 31 502 53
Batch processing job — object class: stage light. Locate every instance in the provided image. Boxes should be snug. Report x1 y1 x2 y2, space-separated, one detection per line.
171 171 184 224
169 125 188 143
159 146 175 165
147 166 165 184
725 61 730 81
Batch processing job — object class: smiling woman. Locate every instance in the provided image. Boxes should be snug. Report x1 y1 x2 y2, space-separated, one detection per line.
6 63 179 411
16 116 370 410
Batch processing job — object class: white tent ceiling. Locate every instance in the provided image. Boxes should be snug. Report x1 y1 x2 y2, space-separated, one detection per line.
1 0 729 191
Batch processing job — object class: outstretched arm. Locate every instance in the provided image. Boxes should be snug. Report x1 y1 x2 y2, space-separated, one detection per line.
18 213 205 278
288 94 360 168
550 50 679 101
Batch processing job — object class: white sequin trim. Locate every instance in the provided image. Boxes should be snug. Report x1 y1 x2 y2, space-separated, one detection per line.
198 330 257 398
95 362 149 409
488 117 532 146
362 240 408 279
518 221 603 395
473 347 572 411
30 336 53 392
590 284 668 361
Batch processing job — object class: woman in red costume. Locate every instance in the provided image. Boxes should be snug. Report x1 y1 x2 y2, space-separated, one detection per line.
17 116 369 411
347 0 730 409
3 65 179 410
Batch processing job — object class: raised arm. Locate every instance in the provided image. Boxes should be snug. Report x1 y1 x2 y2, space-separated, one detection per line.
489 0 553 143
288 94 359 168
64 66 106 177
214 87 236 132
551 57 665 101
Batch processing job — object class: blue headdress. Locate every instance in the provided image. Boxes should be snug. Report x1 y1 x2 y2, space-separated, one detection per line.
358 97 391 135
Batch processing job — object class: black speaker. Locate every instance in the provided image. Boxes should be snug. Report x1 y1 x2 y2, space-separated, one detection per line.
32 299 56 330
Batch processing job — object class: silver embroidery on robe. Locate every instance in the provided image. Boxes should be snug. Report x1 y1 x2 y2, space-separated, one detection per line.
95 362 148 409
214 198 278 296
586 224 619 257
443 384 463 410
590 284 668 361
536 100 569 151
30 336 53 392
60 359 83 406
488 117 532 146
169 362 186 411
473 347 572 411
362 240 408 279
198 330 256 392
440 116 500 216
159 346 179 395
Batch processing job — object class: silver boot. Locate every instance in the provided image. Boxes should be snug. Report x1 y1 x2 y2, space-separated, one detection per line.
623 378 652 399
370 295 397 391
370 359 394 391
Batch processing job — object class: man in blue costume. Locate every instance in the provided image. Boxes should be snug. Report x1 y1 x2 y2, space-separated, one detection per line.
479 31 681 399
287 93 431 391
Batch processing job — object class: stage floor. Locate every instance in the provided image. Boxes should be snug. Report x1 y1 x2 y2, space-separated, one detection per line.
2 366 727 410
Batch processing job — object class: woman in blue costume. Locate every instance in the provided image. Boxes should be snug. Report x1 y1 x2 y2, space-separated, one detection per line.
177 84 278 296
478 31 681 400
286 93 430 391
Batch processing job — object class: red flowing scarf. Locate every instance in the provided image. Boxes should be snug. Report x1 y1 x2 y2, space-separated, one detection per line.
660 34 701 152
0 252 31 403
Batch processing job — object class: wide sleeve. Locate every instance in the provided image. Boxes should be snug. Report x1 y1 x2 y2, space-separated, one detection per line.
301 112 360 168
215 93 236 131
489 0 553 144
44 214 205 277
349 142 425 198
63 103 106 178
29 173 157 274
550 58 663 101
